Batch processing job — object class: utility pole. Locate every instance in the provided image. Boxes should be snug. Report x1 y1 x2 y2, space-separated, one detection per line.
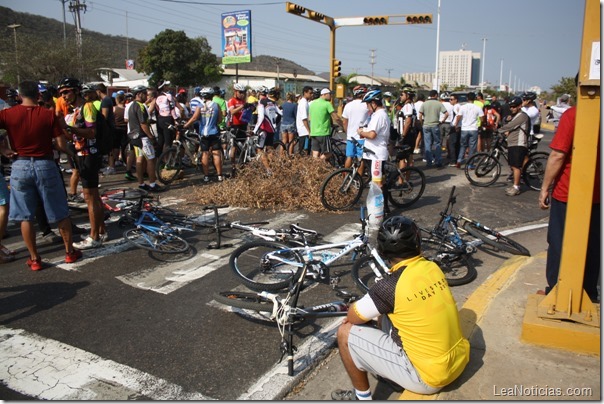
126 11 129 60
508 70 512 93
480 37 487 92
69 0 87 68
386 68 393 81
370 49 376 85
499 58 503 90
7 24 21 84
434 0 441 91
61 0 68 48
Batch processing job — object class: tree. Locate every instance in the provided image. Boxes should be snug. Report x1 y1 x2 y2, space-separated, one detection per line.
137 29 222 88
336 73 359 96
549 76 577 102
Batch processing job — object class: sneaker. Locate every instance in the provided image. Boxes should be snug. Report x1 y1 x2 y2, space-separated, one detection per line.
114 160 125 167
448 162 457 167
103 166 116 175
61 167 73 174
203 176 210 183
125 171 137 181
26 257 44 271
331 390 357 400
40 230 63 244
217 175 224 182
65 249 82 263
505 186 521 196
413 148 421 154
148 184 164 192
73 236 102 250
59 158 68 164
138 184 150 191
68 193 85 204
81 233 108 242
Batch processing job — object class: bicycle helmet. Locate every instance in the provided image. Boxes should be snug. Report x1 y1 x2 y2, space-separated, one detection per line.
194 86 201 95
38 83 48 93
200 87 214 98
521 91 537 101
233 83 246 92
508 96 523 107
58 77 81 91
383 91 393 98
257 86 269 95
6 88 18 98
312 88 321 99
362 89 382 103
268 87 280 98
439 92 450 100
377 216 422 259
352 85 368 98
131 85 148 95
401 87 415 98
80 84 96 96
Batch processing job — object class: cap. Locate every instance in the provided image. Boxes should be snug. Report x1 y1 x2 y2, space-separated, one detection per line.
559 94 570 102
320 88 331 95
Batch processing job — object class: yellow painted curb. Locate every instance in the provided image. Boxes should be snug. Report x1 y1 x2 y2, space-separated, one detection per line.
399 254 535 400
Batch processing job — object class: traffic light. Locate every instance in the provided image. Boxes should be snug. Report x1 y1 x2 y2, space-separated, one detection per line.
363 16 389 25
309 11 325 21
332 59 342 78
286 2 305 14
404 14 432 24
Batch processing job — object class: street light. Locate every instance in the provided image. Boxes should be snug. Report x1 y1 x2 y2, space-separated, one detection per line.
7 24 21 84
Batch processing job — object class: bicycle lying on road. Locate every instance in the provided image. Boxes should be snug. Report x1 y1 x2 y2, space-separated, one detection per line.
320 139 426 211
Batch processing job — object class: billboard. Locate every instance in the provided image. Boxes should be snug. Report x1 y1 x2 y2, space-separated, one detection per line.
221 10 252 65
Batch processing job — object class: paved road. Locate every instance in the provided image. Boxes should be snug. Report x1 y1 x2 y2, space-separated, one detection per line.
0 130 553 400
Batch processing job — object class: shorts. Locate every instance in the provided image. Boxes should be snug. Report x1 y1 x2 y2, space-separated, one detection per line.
280 123 296 134
346 139 364 158
231 125 248 141
75 154 101 189
9 159 69 223
256 131 274 149
311 135 332 154
389 125 400 143
0 174 9 206
368 159 384 183
134 137 156 160
115 127 129 149
508 146 529 168
480 129 494 138
200 135 222 151
348 322 440 395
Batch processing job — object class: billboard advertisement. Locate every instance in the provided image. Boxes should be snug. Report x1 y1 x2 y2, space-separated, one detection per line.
221 10 252 65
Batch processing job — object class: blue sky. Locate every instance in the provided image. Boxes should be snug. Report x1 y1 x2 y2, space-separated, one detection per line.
3 0 586 91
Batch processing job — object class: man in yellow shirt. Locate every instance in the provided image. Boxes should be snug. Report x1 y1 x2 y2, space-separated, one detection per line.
333 216 470 400
247 89 259 126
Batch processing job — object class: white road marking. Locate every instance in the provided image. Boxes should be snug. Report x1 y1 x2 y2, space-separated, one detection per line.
0 326 212 400
500 222 548 236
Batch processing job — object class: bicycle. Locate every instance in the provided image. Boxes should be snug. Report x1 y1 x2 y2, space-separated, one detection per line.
156 126 202 184
228 206 387 292
320 139 426 211
464 133 549 190
215 261 360 376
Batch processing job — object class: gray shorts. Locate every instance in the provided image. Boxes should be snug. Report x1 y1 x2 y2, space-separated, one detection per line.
348 322 441 395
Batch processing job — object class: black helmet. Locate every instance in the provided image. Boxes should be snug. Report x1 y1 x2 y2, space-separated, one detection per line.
508 96 523 107
521 91 537 101
58 77 81 91
6 88 18 98
131 85 148 95
377 216 421 259
80 84 96 97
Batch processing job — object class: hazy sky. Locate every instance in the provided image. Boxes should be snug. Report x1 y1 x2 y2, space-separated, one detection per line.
3 0 587 91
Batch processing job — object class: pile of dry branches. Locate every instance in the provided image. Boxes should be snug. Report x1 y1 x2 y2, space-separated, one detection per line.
187 155 336 212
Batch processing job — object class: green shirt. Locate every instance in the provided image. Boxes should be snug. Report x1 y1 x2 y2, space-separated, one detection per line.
213 96 228 129
309 98 334 137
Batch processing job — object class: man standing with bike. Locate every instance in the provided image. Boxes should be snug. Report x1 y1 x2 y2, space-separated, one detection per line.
227 83 253 173
342 86 368 169
498 96 530 196
333 216 469 400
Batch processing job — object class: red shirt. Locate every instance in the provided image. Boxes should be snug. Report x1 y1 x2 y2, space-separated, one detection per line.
0 105 62 157
227 97 245 126
550 107 600 203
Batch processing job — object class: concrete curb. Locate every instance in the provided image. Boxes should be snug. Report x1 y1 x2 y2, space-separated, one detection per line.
399 253 539 400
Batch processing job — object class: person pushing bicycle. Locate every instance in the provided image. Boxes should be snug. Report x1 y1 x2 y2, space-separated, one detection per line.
332 216 469 400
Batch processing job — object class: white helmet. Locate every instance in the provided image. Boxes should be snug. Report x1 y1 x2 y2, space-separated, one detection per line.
200 87 214 98
233 83 246 92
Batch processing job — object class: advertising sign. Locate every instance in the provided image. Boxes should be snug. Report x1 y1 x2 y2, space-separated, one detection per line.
221 10 252 65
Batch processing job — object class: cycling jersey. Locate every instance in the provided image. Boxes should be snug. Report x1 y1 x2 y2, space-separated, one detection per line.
227 97 246 126
198 101 221 137
253 97 281 134
155 92 178 119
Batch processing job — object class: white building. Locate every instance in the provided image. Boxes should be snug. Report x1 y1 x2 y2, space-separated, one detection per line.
401 72 434 89
438 49 481 88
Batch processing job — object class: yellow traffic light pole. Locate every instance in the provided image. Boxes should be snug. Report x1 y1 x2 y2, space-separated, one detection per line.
521 0 600 354
285 2 432 94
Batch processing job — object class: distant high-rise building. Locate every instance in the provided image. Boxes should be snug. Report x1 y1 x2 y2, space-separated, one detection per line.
438 49 481 88
401 72 434 88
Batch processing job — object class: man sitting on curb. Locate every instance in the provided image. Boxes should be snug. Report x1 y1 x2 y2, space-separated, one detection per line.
332 216 469 400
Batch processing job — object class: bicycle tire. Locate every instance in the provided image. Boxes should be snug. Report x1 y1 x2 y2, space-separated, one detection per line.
229 240 305 291
463 222 530 256
273 141 287 157
229 141 242 166
523 152 548 191
101 187 148 200
387 166 426 208
214 291 274 314
351 255 388 293
156 147 183 185
124 228 190 254
464 153 500 187
320 168 364 211
421 238 477 286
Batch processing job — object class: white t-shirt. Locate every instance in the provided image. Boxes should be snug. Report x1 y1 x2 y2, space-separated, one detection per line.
342 99 369 141
457 103 484 131
363 108 390 161
397 103 415 135
441 101 453 124
124 102 134 132
296 97 310 137
521 105 540 134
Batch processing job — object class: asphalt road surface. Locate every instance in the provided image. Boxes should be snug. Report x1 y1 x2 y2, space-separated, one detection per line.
0 129 553 400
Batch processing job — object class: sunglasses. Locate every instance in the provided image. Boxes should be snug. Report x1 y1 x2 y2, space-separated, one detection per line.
59 89 73 96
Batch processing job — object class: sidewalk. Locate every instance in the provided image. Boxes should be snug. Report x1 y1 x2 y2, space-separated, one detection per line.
285 250 600 400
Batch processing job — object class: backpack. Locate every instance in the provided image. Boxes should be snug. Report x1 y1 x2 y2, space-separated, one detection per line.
93 105 115 155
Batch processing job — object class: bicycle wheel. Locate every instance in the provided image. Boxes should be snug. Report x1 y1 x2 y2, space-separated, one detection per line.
229 240 305 291
156 147 183 185
273 141 288 157
421 238 477 286
463 222 530 256
387 167 426 208
351 256 388 293
124 228 190 254
320 168 364 211
214 291 274 314
523 152 548 191
465 153 500 187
